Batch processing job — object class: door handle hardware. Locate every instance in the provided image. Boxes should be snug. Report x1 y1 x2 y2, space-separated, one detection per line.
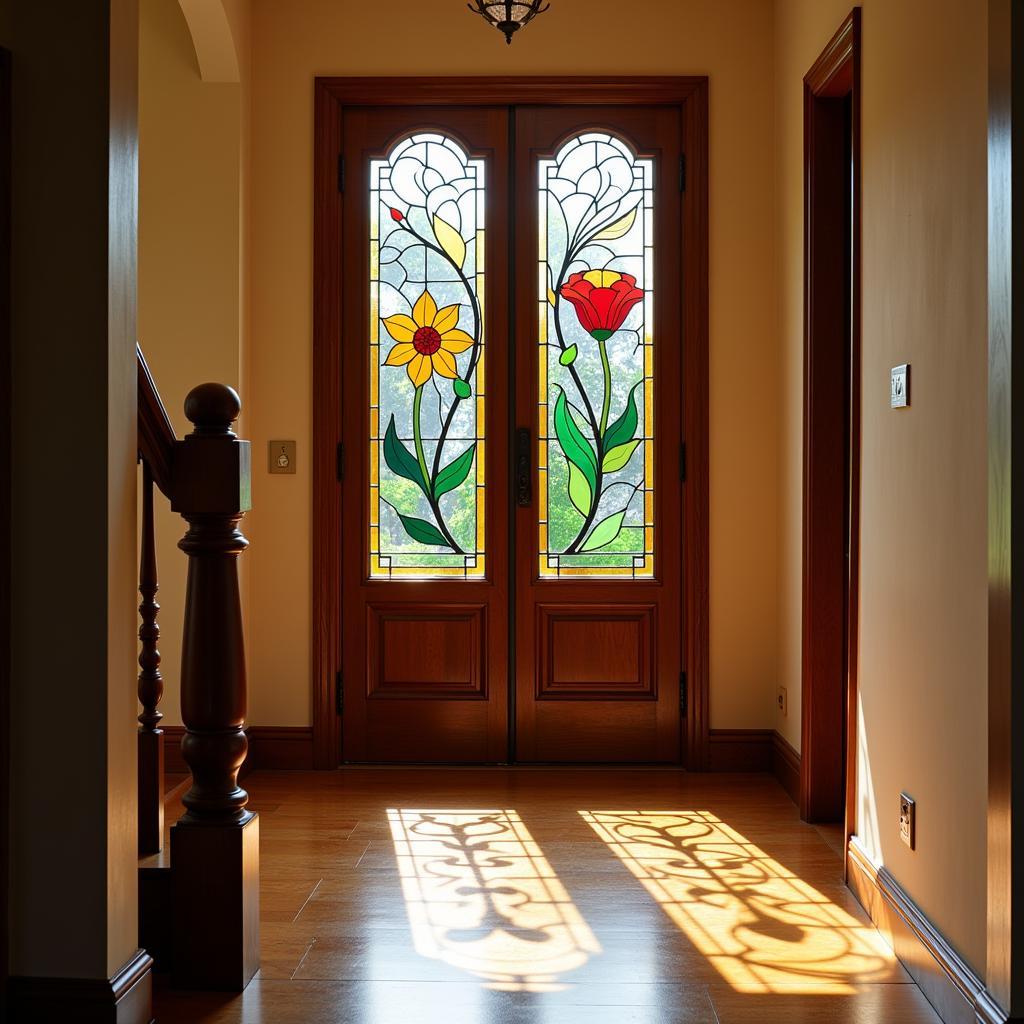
515 427 532 507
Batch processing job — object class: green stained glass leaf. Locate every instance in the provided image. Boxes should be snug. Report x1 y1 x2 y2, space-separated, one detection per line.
393 508 450 548
567 460 593 517
604 381 642 451
602 438 641 473
383 414 428 494
581 509 627 552
434 442 476 498
553 386 597 493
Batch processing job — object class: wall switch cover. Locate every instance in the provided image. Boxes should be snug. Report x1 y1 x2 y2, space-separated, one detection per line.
899 792 915 849
891 364 910 408
269 440 296 474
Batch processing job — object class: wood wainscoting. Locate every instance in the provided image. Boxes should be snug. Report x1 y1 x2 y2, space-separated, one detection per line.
162 726 314 776
846 836 1008 1024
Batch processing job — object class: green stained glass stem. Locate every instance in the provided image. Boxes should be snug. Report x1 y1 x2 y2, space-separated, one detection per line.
598 338 612 439
411 382 464 554
412 384 431 492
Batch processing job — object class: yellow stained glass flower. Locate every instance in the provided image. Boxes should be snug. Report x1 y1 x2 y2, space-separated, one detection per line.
382 289 474 387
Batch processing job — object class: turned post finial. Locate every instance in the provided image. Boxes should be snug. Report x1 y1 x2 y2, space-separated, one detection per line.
184 382 241 436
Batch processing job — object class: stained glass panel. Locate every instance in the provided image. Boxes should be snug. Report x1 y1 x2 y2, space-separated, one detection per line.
369 133 486 578
538 132 654 577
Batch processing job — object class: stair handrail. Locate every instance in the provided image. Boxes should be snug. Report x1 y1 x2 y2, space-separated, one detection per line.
136 344 176 498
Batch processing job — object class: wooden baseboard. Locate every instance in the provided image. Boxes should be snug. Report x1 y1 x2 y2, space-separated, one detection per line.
771 730 801 805
707 730 802 808
161 725 314 776
9 949 153 1023
707 729 773 771
846 836 1007 1024
975 990 1014 1024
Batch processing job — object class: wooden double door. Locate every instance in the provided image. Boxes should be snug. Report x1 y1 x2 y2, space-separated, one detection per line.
338 100 686 763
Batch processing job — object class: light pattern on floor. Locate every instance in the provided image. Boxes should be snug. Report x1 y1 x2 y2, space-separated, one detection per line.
580 809 892 994
388 808 600 991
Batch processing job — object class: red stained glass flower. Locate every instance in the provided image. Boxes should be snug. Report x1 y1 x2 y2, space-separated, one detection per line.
390 207 405 222
559 270 643 342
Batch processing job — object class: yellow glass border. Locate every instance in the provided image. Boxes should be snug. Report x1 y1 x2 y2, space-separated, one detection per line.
368 134 487 581
537 135 655 580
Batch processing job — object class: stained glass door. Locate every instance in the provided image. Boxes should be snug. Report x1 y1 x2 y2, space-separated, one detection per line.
340 107 510 762
513 106 684 762
338 103 684 764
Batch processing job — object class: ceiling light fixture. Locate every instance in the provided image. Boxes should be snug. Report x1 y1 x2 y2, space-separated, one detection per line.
467 1 550 45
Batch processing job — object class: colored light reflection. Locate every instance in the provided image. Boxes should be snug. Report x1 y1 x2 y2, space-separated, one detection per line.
580 809 893 994
388 809 600 992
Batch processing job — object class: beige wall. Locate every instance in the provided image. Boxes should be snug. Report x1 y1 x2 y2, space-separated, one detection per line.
138 0 249 726
244 0 780 728
774 0 989 973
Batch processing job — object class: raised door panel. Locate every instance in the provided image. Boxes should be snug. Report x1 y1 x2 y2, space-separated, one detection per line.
538 604 655 699
368 603 486 698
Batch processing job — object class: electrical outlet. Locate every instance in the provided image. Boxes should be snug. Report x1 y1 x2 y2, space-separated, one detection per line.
899 792 915 849
777 686 788 716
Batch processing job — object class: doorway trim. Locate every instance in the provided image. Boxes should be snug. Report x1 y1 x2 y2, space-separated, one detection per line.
311 77 709 770
801 11 862 829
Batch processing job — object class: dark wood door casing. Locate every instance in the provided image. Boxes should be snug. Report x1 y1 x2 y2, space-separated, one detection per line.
801 11 862 827
312 78 709 769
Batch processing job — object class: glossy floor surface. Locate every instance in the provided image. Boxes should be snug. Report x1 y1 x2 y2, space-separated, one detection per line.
153 769 940 1023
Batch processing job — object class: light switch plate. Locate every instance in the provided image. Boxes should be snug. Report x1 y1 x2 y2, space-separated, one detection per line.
899 791 915 849
891 364 910 408
268 440 296 474
777 685 788 716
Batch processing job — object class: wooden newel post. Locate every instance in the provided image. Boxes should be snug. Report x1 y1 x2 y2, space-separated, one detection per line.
169 382 259 991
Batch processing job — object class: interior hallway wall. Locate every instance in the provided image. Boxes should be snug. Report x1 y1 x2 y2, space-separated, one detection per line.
774 0 989 974
244 0 780 729
138 0 250 726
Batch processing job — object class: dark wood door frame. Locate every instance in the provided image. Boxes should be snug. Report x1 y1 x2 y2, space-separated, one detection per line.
312 77 709 770
0 44 10 1020
986 0 1024 1017
801 11 861 827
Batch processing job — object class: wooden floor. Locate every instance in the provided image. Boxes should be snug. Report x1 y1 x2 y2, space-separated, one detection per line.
153 769 940 1023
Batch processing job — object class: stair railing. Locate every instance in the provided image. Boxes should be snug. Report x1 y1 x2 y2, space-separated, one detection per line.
136 346 175 855
135 344 259 990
